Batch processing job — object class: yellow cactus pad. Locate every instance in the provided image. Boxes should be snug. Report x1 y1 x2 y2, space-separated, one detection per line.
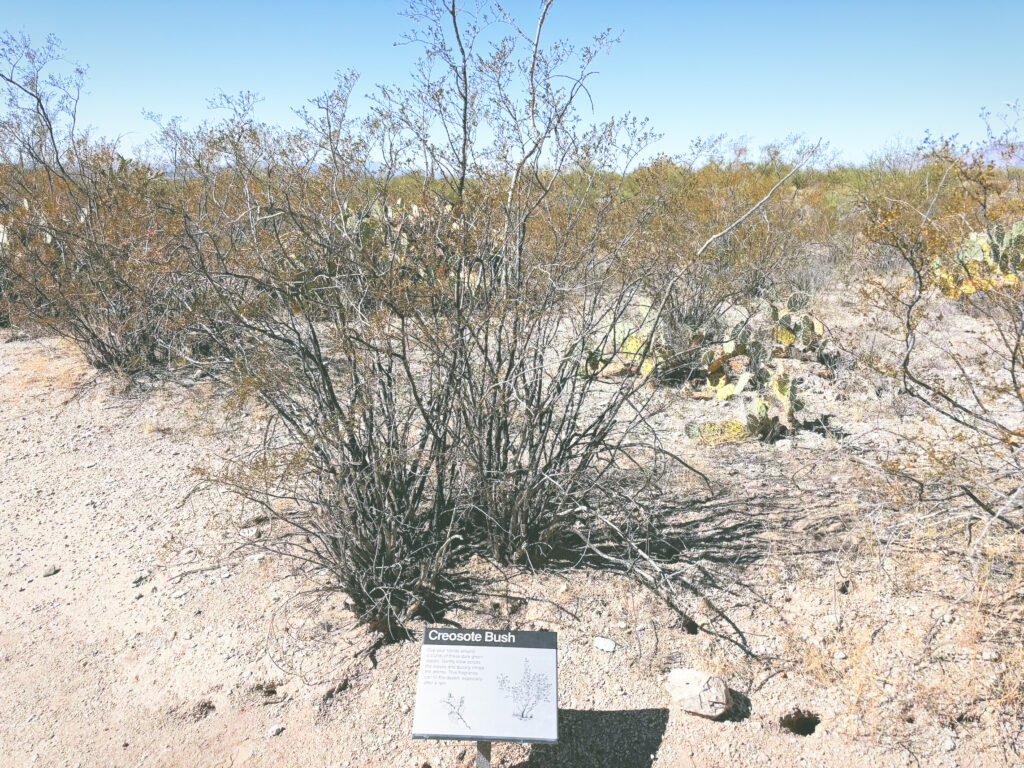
688 420 749 445
774 326 797 347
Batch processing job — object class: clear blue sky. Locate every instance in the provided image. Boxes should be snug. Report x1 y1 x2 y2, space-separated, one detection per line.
5 0 1024 164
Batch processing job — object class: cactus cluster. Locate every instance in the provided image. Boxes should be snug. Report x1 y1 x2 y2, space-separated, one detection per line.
581 326 666 381
692 320 771 400
745 368 804 440
687 366 805 445
580 298 831 448
770 292 826 359
693 293 829 401
935 223 1024 299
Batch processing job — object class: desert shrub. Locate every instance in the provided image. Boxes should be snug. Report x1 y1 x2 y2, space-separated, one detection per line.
857 120 1024 652
851 121 1024 746
154 1 712 635
376 1 695 566
154 88 471 635
0 34 195 373
0 7 850 643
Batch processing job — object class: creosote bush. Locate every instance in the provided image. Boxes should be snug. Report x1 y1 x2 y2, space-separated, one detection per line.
0 34 197 373
149 1 703 636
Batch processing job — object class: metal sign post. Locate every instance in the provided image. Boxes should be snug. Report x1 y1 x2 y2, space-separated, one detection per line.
475 740 491 768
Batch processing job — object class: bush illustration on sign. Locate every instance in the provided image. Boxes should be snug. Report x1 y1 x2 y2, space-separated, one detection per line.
442 693 470 728
497 661 551 720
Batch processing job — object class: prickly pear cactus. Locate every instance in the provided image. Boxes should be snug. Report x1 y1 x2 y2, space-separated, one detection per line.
773 324 798 348
935 224 1024 299
580 330 665 381
768 369 803 427
771 297 826 359
639 356 658 379
685 419 749 445
620 335 647 359
695 322 768 399
998 220 1024 270
745 396 785 441
707 371 753 400
729 366 805 442
787 290 811 313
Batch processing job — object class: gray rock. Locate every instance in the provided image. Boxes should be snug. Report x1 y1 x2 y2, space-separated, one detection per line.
664 668 733 719
268 724 285 737
42 566 60 577
593 636 616 653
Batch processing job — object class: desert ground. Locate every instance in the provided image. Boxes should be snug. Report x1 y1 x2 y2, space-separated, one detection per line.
2 320 1018 768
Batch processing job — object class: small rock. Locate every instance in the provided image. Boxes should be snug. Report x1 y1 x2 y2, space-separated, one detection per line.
664 668 733 719
982 649 999 661
268 724 285 737
42 566 60 577
593 637 616 653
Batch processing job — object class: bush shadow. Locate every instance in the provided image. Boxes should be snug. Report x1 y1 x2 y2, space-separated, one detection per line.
511 708 669 768
724 689 752 722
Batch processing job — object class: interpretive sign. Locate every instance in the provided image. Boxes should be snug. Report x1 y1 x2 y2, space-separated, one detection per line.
411 627 558 743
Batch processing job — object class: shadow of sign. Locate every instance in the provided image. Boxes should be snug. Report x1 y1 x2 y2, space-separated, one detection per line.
512 708 669 768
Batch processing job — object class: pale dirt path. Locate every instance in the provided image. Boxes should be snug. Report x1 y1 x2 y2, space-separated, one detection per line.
0 337 339 768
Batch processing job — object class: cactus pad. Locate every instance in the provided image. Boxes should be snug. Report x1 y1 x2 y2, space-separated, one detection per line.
686 419 749 445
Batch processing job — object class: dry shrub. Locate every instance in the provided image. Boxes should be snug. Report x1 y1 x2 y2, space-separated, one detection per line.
856 116 1024 751
0 34 196 373
155 1 702 636
858 131 1024 540
0 9 855 645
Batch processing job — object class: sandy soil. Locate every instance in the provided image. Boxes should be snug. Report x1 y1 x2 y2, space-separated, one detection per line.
1 329 1019 768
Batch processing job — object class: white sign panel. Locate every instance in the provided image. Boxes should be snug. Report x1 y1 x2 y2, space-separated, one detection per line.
412 627 558 743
